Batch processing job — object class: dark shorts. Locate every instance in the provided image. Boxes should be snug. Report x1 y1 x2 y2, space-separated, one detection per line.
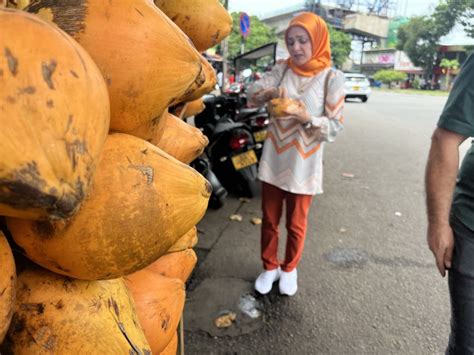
446 215 474 354
450 215 474 278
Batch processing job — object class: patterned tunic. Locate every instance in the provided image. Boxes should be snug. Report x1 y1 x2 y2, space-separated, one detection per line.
248 63 345 195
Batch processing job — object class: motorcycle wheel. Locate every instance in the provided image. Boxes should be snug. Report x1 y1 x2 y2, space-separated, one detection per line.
209 194 225 209
239 178 259 198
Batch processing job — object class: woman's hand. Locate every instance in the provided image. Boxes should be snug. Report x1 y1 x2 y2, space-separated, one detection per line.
252 87 287 105
278 100 312 124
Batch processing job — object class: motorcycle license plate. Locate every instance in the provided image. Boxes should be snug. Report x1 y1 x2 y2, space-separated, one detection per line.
253 130 267 142
231 150 258 170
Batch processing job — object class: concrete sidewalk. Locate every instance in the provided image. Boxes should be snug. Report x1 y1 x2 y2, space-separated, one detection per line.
185 191 265 338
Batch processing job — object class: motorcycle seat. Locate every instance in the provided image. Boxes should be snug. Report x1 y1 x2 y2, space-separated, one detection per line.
239 107 260 114
213 121 247 136
236 107 266 121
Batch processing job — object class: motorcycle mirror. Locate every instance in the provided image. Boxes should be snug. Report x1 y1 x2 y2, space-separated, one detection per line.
242 68 252 78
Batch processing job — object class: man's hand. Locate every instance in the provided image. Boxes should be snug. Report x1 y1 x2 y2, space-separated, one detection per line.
427 223 454 277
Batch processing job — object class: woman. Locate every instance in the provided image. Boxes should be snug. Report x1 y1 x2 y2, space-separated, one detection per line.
248 12 345 296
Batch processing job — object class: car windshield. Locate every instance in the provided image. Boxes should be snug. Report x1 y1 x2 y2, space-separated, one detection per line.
345 76 367 83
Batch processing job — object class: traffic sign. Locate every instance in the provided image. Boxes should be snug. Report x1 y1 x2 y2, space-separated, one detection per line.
240 12 250 38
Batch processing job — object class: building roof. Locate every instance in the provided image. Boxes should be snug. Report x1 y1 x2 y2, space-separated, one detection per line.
439 24 474 46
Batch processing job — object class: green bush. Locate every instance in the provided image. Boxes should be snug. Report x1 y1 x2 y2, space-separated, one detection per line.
373 70 407 89
412 78 420 90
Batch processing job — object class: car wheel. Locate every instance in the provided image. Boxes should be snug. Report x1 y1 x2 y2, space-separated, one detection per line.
361 96 368 103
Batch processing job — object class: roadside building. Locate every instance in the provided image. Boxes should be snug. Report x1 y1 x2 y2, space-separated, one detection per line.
360 48 423 87
435 24 474 90
360 23 474 90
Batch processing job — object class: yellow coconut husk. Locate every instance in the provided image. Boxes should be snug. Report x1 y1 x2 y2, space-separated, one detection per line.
126 272 185 354
167 227 198 253
7 0 29 8
178 54 217 103
123 108 168 144
22 0 202 132
0 231 15 343
7 134 211 280
175 98 206 119
173 65 206 106
155 0 232 52
154 113 208 164
160 333 178 355
0 8 110 220
170 102 187 120
146 248 197 283
1 267 150 354
268 98 305 118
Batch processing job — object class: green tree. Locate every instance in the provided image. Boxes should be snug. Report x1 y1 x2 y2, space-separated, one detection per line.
329 26 352 68
431 0 474 37
397 16 439 77
227 12 277 58
440 58 459 90
373 70 407 89
397 1 474 78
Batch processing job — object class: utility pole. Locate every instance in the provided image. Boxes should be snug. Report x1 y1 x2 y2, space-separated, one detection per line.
222 0 229 91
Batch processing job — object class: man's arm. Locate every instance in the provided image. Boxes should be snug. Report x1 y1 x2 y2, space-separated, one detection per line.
425 127 467 276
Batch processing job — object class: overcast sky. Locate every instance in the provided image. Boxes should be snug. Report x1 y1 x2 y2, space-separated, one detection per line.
228 0 440 18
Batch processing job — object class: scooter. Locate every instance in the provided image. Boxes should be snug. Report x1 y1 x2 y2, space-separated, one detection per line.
194 94 259 198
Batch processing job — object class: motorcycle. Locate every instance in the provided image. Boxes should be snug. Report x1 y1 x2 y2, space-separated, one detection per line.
190 153 228 209
222 92 270 160
194 94 259 198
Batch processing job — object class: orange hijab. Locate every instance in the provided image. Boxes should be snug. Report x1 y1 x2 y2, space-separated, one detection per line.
285 12 331 77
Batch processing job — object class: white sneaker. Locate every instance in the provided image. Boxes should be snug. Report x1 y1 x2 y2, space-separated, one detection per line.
279 269 298 296
254 267 281 295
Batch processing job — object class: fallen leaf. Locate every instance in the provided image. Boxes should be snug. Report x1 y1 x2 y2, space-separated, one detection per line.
251 217 262 225
230 214 243 222
214 312 237 328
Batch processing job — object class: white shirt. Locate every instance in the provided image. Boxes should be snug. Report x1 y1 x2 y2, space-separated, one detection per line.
248 63 345 195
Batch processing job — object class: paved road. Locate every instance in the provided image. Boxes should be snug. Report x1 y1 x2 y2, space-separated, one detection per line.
185 91 456 354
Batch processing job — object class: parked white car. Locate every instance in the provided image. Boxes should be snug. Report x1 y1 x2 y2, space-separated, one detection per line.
344 73 371 103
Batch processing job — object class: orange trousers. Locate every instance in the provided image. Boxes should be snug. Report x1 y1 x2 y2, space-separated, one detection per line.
261 182 313 272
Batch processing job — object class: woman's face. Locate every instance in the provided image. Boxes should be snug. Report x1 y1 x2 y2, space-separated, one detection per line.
286 26 312 66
